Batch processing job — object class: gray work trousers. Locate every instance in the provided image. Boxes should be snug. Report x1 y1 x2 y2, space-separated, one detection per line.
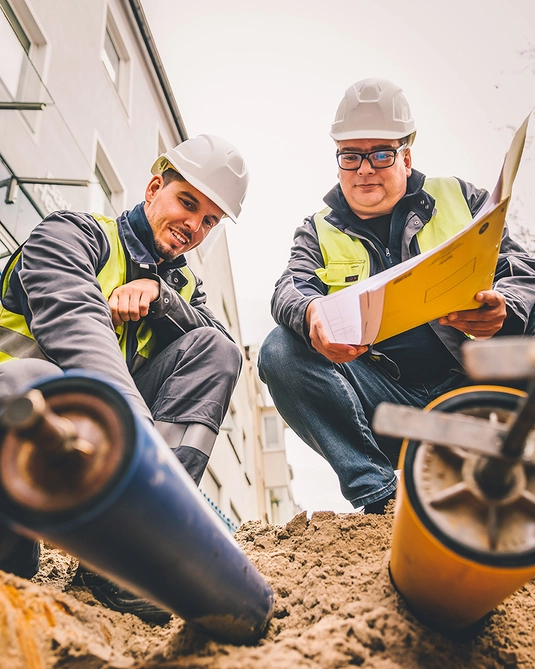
0 327 242 579
133 328 242 433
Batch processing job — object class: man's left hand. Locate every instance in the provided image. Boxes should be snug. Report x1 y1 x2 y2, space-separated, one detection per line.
438 290 507 339
108 279 160 328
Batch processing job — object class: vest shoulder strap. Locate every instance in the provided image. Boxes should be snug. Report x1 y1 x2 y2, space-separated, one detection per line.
418 177 473 252
90 213 128 298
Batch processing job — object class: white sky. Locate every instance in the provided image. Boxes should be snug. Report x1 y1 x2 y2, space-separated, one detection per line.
141 0 535 513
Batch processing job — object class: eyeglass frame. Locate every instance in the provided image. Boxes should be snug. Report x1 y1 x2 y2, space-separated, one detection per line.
336 143 407 171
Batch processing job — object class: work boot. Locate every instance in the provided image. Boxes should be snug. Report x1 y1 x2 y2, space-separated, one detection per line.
155 422 217 486
363 490 397 515
72 565 172 625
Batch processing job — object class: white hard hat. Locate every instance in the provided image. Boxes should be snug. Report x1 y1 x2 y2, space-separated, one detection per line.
151 134 249 223
330 78 416 141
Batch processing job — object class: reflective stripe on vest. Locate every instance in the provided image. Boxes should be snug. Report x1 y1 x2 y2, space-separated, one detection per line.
314 177 473 293
0 213 196 364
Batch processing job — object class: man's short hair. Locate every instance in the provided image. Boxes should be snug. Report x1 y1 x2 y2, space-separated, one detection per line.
400 131 417 148
161 167 186 187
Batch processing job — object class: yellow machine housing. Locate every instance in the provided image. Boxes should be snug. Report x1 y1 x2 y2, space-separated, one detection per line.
390 385 535 631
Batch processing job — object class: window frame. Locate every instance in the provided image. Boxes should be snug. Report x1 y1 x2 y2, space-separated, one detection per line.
0 0 48 132
101 7 131 112
91 139 125 217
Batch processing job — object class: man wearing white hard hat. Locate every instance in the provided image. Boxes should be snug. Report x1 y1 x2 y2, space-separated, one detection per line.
0 134 249 621
259 78 535 515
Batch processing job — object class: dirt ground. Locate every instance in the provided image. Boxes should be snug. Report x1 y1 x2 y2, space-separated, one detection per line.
1 504 535 669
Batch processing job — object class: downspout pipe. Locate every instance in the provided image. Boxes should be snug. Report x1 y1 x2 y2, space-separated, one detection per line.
126 0 188 142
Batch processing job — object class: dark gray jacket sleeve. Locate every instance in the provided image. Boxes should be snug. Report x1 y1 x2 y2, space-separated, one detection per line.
461 178 535 334
493 226 535 334
270 217 327 341
17 211 153 421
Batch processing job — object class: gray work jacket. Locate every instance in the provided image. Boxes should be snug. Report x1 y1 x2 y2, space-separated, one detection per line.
0 205 232 420
271 170 535 373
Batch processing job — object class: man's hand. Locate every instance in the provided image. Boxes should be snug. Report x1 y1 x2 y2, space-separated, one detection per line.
108 279 160 328
438 290 507 339
306 300 368 363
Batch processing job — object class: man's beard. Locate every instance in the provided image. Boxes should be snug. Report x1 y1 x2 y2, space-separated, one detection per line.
154 239 181 263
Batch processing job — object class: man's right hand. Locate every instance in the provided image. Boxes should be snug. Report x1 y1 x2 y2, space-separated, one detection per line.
108 279 160 328
306 300 368 363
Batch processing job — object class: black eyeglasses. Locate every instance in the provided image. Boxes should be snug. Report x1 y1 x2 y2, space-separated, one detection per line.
336 144 407 171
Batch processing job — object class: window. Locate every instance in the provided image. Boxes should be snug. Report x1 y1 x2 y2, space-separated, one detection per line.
0 0 48 131
0 0 30 99
229 503 241 528
102 27 120 86
0 0 28 48
264 414 280 449
200 467 221 507
269 488 282 525
90 141 124 217
93 163 114 217
101 8 131 110
95 164 112 201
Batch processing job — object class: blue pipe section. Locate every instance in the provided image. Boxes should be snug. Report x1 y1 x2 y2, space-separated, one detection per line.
0 371 274 644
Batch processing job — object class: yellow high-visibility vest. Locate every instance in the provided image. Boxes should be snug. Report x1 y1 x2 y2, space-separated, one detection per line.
314 177 473 293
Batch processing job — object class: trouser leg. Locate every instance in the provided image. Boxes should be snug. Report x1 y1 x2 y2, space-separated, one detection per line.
0 359 64 578
258 326 465 508
155 422 216 486
134 329 241 483
133 328 242 431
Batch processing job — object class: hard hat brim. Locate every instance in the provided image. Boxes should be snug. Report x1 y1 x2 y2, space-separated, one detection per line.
330 128 415 141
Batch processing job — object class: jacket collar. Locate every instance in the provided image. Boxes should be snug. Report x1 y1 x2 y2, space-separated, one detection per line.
117 203 187 270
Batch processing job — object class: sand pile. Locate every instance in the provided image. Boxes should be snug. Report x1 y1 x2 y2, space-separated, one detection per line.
1 506 535 668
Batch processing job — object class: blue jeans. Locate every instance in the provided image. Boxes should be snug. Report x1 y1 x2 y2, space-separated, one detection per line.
258 326 468 508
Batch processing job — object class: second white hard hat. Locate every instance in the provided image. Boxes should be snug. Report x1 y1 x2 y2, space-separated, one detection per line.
330 77 416 141
151 134 249 223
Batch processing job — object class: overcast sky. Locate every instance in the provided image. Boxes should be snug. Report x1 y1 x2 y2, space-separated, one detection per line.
141 0 535 513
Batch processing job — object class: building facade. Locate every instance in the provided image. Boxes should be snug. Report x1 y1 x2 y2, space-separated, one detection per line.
0 0 297 528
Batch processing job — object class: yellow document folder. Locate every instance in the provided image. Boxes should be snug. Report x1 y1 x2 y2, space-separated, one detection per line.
373 199 507 342
315 111 532 346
